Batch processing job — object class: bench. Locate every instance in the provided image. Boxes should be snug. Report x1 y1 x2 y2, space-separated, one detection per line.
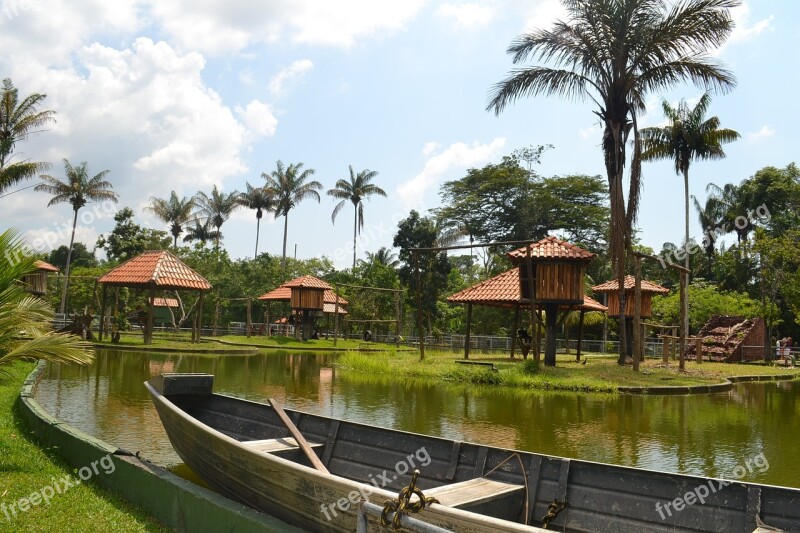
455 360 497 371
426 477 525 508
241 437 324 454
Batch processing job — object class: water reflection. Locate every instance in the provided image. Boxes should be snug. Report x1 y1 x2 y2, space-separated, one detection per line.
34 350 800 489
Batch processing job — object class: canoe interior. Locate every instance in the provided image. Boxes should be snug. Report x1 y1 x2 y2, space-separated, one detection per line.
152 375 800 532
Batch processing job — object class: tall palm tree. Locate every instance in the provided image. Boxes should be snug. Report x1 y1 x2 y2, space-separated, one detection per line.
0 229 93 376
692 195 721 276
194 185 240 250
706 182 754 243
487 0 737 365
642 93 739 340
328 165 387 270
237 182 275 258
35 159 117 314
146 191 195 248
367 247 400 268
0 78 56 194
264 161 322 272
182 218 221 248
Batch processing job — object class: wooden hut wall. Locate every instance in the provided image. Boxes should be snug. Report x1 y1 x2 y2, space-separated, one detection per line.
605 292 653 317
22 271 48 295
290 288 324 310
535 262 584 304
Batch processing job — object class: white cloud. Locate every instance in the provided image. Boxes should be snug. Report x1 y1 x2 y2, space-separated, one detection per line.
747 125 775 142
715 1 773 56
519 0 567 33
438 3 494 29
422 141 441 157
397 138 506 207
269 59 314 98
578 126 597 140
236 99 278 138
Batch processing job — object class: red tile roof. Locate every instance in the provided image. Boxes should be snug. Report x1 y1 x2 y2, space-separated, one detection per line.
99 250 212 290
592 275 669 294
153 297 179 308
448 268 607 312
35 260 59 272
507 236 595 261
283 275 332 290
323 302 348 315
257 285 347 305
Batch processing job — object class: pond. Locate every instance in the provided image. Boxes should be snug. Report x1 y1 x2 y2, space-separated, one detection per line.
33 349 800 489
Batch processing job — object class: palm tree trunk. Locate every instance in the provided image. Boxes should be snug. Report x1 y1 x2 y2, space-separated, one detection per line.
352 204 358 271
255 216 261 258
59 208 79 314
683 168 690 344
281 213 289 272
173 234 178 249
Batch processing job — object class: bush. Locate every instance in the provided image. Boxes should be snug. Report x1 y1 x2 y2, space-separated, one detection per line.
521 358 539 375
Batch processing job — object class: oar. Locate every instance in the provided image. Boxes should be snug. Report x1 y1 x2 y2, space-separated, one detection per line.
268 398 329 474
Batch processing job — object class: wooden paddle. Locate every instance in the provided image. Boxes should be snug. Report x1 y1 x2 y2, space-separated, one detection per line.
268 398 329 473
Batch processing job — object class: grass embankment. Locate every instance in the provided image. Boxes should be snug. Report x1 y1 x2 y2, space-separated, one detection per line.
335 350 800 392
0 361 166 532
93 332 256 352
216 334 405 351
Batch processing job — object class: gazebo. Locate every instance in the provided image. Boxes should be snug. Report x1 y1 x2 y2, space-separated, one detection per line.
506 236 596 366
257 276 347 338
592 275 669 357
98 250 212 344
448 267 606 360
24 260 59 296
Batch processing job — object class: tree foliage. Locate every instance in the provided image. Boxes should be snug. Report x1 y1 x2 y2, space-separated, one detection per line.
96 207 170 262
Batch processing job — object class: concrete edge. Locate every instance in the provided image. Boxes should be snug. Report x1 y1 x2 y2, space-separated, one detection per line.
618 373 797 395
16 361 302 533
92 343 259 355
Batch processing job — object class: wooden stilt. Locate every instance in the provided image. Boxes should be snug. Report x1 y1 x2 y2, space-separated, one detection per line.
577 309 585 362
633 255 642 372
146 287 155 345
511 304 520 359
246 297 252 338
99 284 108 341
464 303 473 360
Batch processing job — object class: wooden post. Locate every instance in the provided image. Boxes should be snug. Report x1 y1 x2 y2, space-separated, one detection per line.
246 297 252 338
196 292 205 342
464 303 473 360
146 287 155 345
662 334 670 364
511 304 521 359
633 255 642 372
113 287 120 342
695 336 703 364
544 303 558 366
576 309 585 362
99 284 108 341
213 292 220 336
413 251 425 361
394 291 401 348
679 272 687 370
525 245 538 363
334 287 340 347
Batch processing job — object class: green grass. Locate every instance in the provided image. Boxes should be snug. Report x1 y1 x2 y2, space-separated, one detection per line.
94 332 254 352
217 334 405 351
0 361 167 532
335 350 800 392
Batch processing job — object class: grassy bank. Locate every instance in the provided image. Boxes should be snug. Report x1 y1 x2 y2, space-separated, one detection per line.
216 334 404 351
93 333 256 352
335 350 800 392
0 361 166 532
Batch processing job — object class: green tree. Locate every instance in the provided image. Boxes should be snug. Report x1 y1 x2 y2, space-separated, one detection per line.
0 79 55 194
328 165 387 271
692 194 721 277
487 0 738 364
651 282 759 332
182 219 221 248
366 247 399 268
146 191 195 248
35 159 118 314
0 229 93 375
48 243 96 270
737 164 800 236
237 182 275 258
96 207 171 262
264 161 322 272
194 185 240 250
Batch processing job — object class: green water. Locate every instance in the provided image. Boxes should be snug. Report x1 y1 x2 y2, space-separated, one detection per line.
34 349 800 489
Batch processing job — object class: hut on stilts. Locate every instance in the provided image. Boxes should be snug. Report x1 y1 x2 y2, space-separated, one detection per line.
257 276 348 339
23 260 59 296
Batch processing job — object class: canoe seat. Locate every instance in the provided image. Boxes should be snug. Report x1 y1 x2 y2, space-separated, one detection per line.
241 437 324 454
425 477 525 509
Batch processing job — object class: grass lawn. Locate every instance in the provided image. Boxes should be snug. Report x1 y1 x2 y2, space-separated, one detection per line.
93 332 256 352
335 350 800 392
0 361 166 532
216 334 405 351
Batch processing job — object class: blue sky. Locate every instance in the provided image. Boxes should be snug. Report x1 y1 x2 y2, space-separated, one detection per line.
1 0 795 268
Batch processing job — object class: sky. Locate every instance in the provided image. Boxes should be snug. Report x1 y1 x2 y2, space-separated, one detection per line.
1 0 796 269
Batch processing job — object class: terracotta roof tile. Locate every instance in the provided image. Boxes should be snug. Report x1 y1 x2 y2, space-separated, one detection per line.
323 302 348 315
35 260 59 272
282 275 332 290
507 236 595 261
592 275 669 294
448 268 607 312
99 250 212 290
257 285 347 305
153 297 180 307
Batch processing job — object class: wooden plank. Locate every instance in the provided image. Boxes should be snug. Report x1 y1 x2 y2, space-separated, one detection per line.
474 446 488 477
446 441 461 481
426 477 525 508
268 397 329 474
322 420 340 466
242 437 324 454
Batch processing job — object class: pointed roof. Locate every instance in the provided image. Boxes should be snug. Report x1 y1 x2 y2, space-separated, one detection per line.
448 268 607 312
153 297 180 308
323 302 348 315
35 260 59 272
257 284 347 305
99 250 212 291
283 275 332 290
507 236 595 261
592 275 669 294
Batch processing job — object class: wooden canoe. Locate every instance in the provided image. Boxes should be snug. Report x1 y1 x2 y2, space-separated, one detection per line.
146 373 800 532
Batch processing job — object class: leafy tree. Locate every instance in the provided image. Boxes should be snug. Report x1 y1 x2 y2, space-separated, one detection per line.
264 161 322 272
738 164 800 237
237 182 275 258
328 165 387 271
487 0 738 364
753 229 800 344
182 218 221 248
146 191 195 248
35 159 118 313
96 207 170 262
48 243 96 270
651 282 759 333
692 194 721 277
0 78 55 194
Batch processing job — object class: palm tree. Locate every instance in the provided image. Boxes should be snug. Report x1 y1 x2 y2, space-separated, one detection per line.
0 78 56 194
692 195 721 276
194 185 240 250
642 93 739 341
264 161 322 272
182 218 221 248
487 0 737 365
237 182 275 258
35 160 117 314
146 191 195 248
706 182 754 243
367 247 400 268
0 229 93 376
328 165 387 270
